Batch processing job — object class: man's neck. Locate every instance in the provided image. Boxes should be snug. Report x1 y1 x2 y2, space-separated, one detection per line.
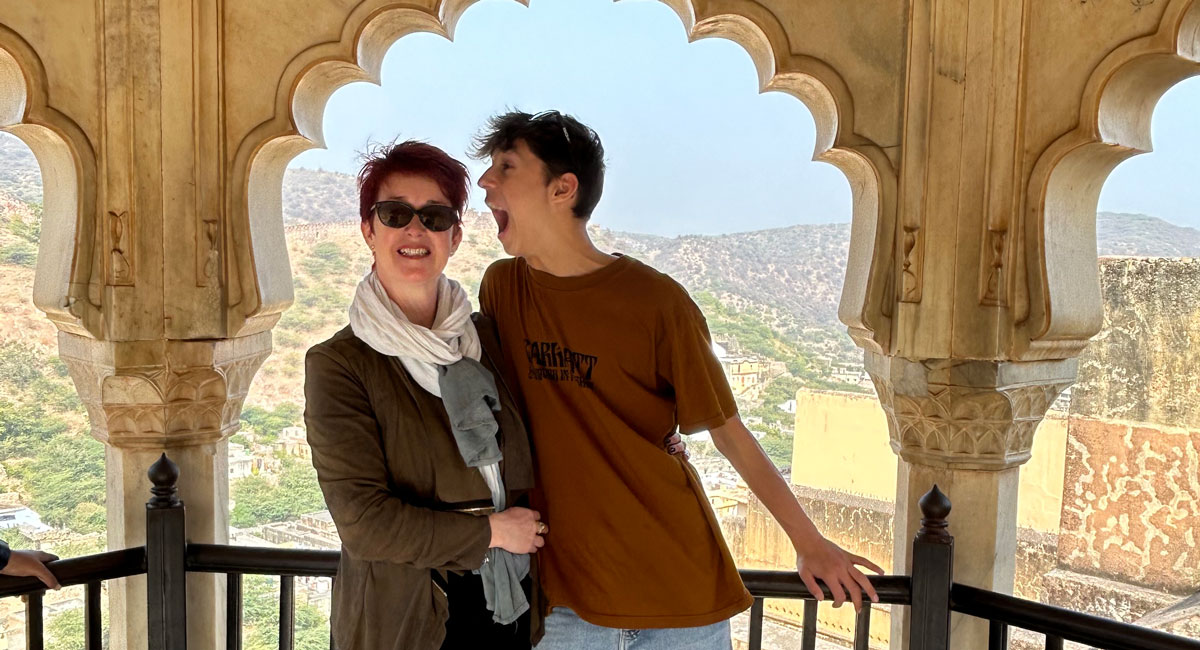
523 221 617 277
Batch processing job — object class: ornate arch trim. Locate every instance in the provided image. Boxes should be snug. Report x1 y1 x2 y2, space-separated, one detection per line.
1022 0 1200 359
0 25 98 338
227 0 894 349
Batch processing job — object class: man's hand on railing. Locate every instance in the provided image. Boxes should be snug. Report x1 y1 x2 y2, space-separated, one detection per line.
1 550 61 590
794 534 884 612
706 415 884 612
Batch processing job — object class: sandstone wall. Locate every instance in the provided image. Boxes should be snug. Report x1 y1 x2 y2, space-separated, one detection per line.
1071 258 1200 428
767 257 1200 644
790 389 1068 533
1056 257 1200 630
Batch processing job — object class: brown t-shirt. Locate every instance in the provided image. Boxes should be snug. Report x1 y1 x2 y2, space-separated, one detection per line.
479 255 752 629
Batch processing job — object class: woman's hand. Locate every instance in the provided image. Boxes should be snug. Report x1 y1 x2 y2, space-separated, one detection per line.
664 432 689 459
1 550 60 590
487 507 547 554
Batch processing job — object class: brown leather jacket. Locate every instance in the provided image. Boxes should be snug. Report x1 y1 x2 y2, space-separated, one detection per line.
304 314 541 650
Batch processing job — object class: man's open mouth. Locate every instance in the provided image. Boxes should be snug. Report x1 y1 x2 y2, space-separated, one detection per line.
488 204 510 234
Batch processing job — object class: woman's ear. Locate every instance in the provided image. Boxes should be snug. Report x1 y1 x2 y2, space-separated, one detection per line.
449 223 463 256
361 218 375 249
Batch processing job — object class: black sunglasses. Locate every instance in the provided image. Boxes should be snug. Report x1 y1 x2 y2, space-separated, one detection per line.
371 200 460 232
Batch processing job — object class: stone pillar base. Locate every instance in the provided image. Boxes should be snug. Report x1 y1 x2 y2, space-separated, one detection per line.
866 353 1075 650
59 331 271 650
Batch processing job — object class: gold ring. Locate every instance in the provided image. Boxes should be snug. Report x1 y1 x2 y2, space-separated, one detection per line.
536 521 548 535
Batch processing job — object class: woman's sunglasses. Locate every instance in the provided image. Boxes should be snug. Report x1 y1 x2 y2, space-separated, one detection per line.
371 200 460 232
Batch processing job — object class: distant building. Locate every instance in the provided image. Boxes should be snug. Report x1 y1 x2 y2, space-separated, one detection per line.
229 528 276 547
2 591 85 649
0 505 49 533
277 426 311 461
708 490 749 520
296 575 332 617
300 510 337 535
228 443 264 480
252 511 340 550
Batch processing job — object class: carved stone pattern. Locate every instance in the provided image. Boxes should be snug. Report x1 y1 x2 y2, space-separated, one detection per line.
107 210 134 286
58 335 271 448
873 376 1071 469
900 226 920 302
200 219 219 287
58 350 114 443
982 228 1007 306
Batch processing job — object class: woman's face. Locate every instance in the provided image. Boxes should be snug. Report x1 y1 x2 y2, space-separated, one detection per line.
361 172 462 292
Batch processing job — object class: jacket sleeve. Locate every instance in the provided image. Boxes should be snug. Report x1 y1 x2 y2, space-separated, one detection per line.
304 345 491 571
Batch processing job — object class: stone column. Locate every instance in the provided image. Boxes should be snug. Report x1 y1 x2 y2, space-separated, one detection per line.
59 331 271 650
867 353 1075 648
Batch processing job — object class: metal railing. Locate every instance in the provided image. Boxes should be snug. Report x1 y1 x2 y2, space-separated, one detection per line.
186 543 338 649
952 584 1200 650
740 571 912 650
0 547 145 650
1 455 1198 650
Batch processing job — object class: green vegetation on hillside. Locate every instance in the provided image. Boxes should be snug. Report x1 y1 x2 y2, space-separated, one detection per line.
693 291 865 394
5 433 107 534
1 201 41 267
242 575 329 650
0 338 104 536
45 603 109 650
240 402 303 444
231 456 326 529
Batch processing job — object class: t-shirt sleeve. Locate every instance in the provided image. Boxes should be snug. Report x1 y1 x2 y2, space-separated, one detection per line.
655 286 739 434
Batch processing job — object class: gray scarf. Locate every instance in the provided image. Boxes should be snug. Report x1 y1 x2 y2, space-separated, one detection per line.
438 358 530 625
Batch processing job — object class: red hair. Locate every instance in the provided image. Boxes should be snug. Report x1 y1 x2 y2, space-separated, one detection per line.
357 140 470 224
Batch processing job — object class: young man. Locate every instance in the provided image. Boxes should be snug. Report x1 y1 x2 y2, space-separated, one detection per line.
474 111 882 649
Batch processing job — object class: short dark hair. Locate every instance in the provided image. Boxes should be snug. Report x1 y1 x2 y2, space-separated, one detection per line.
357 140 470 225
471 110 605 219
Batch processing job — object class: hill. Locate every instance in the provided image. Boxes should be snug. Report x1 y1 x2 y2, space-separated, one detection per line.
0 135 42 204
5 132 1198 329
5 135 1200 383
1097 212 1200 257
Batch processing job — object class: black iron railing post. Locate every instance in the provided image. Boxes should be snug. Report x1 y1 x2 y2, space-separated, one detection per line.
146 453 188 650
909 485 953 650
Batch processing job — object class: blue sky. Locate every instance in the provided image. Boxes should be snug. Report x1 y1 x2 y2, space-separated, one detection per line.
290 0 1200 237
294 0 847 236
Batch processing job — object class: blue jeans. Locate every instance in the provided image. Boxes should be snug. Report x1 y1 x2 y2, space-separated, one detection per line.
535 608 732 650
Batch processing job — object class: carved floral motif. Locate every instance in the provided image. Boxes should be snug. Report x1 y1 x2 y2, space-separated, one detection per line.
869 356 1073 469
58 332 271 449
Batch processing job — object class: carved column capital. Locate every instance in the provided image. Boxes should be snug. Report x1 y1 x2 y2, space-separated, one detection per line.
866 353 1076 470
58 331 271 449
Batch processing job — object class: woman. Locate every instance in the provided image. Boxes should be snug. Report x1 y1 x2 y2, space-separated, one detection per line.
303 141 545 650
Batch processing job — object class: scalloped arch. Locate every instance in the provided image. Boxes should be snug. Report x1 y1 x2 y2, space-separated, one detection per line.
1022 0 1200 359
229 0 893 347
0 26 97 338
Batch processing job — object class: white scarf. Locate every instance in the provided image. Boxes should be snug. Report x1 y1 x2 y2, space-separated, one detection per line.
348 269 507 574
348 270 480 398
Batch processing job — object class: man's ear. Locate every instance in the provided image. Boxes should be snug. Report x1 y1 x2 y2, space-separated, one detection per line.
551 172 579 210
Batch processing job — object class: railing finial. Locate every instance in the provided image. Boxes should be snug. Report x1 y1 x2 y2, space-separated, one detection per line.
147 453 181 509
917 484 952 541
